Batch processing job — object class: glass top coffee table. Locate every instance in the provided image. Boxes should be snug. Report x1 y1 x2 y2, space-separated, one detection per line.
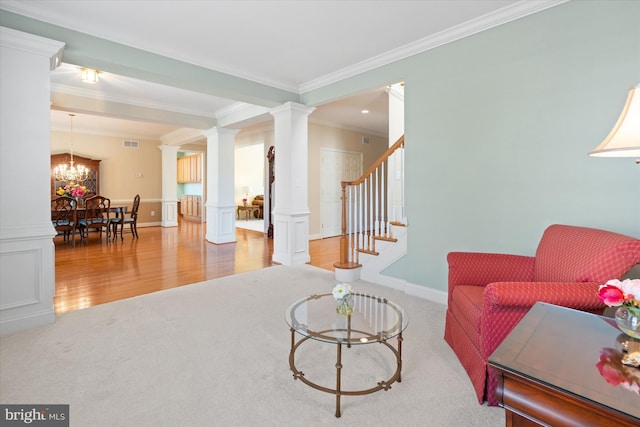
285 292 408 418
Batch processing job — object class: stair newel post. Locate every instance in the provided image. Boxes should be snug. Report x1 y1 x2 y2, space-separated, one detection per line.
399 141 405 222
359 181 364 256
376 170 380 236
347 184 358 263
381 161 387 238
338 182 349 266
363 176 368 251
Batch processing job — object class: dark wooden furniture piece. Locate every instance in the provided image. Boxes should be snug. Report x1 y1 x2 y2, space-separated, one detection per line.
51 153 101 195
489 302 640 427
53 204 127 246
51 196 78 247
267 145 274 239
111 194 140 240
78 196 111 243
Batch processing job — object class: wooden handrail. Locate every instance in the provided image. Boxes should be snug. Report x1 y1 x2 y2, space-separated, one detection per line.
335 134 405 269
341 135 404 187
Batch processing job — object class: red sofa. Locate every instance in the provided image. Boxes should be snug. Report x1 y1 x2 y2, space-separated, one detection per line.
443 224 640 406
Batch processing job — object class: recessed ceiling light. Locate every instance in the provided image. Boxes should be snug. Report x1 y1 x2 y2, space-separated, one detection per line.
361 109 369 114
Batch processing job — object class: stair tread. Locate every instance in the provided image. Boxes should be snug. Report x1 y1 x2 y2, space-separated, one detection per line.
333 261 361 269
356 248 379 256
373 236 398 242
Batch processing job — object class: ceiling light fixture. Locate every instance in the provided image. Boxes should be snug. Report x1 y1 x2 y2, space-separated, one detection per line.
54 114 89 183
80 67 99 84
589 83 640 163
361 109 369 114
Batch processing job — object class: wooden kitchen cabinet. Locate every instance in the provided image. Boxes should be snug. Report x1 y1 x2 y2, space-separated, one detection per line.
177 154 202 183
181 195 202 220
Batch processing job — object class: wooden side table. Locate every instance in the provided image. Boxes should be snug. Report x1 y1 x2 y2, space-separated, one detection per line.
236 205 260 220
489 302 640 427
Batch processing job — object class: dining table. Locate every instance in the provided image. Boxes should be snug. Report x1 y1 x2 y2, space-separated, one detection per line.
52 205 128 244
79 205 127 242
73 206 127 219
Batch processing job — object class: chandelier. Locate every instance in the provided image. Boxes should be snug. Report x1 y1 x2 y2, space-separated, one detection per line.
54 114 89 183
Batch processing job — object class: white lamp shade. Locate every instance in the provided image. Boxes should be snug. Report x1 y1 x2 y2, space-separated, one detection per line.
590 83 640 157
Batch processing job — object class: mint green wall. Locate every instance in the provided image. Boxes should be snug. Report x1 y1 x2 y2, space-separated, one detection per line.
305 0 640 292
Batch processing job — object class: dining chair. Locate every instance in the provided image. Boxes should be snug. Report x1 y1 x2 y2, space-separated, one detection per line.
51 196 78 247
79 195 111 243
112 194 140 240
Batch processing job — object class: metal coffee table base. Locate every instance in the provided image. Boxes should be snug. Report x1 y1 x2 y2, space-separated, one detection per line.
289 328 403 418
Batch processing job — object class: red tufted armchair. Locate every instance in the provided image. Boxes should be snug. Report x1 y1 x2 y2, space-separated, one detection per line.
443 224 640 406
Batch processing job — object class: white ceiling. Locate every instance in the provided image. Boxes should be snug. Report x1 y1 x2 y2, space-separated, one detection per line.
1 0 563 140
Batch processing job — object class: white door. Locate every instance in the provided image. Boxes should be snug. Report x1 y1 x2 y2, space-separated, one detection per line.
321 149 363 238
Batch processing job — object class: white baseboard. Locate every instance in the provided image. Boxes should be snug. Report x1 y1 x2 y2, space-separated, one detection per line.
137 222 162 228
405 281 447 306
358 272 447 307
0 309 55 336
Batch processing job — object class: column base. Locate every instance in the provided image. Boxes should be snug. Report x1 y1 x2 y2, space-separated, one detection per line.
161 200 178 227
272 210 310 266
205 203 236 244
335 266 361 282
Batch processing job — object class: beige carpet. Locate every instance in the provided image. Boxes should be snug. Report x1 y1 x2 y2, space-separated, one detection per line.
0 265 504 426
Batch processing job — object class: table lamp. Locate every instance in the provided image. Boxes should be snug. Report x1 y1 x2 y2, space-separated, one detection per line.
589 83 640 163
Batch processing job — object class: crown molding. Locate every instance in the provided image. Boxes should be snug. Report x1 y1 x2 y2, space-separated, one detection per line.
299 0 569 93
0 26 64 70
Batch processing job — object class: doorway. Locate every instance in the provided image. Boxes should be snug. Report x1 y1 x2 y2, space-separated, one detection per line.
235 142 265 232
320 148 363 238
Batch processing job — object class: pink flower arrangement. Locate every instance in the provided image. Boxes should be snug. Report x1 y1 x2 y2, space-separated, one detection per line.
598 279 640 314
56 184 88 198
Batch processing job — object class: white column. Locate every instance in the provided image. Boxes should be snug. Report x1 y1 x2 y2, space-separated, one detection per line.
204 127 239 244
0 28 64 334
388 83 405 145
269 102 315 266
387 84 405 223
158 145 180 227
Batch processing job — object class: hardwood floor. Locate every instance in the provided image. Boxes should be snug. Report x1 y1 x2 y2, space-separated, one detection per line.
54 221 340 314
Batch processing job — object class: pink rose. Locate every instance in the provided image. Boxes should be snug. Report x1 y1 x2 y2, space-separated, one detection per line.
597 283 625 307
70 186 85 197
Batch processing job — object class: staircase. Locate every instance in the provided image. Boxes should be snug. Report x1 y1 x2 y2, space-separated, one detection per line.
334 135 406 286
